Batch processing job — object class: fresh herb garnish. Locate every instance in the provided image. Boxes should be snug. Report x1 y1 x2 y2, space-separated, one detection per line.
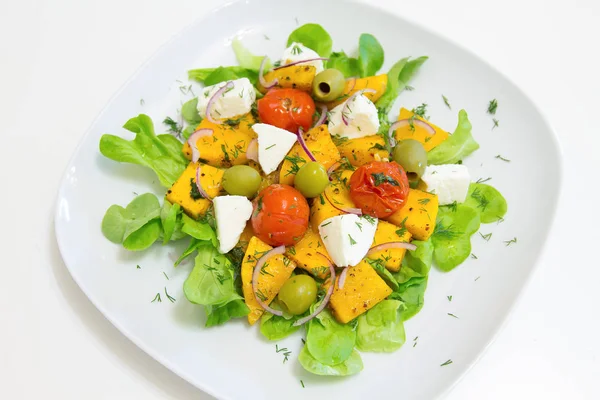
164 287 176 303
442 95 451 109
412 103 429 119
479 232 492 241
471 188 490 211
275 345 292 363
136 264 141 269
371 173 399 187
163 116 182 137
163 272 169 280
487 99 498 115
418 198 431 205
221 144 231 163
475 276 481 281
504 237 517 246
265 144 276 150
300 380 305 388
495 154 510 162
434 222 462 240
190 178 204 200
363 215 376 225
440 359 453 367
151 293 162 303
447 313 459 319
471 253 478 259
321 221 332 227
476 177 492 184
348 234 357 245
319 194 325 205
284 154 306 176
447 295 453 302
492 118 499 130
355 222 363 231
140 99 145 106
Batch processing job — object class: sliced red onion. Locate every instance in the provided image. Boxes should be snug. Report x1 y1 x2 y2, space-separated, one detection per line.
367 242 417 256
346 77 357 93
341 88 377 126
296 127 316 162
246 138 258 162
252 246 286 317
293 262 336 326
187 128 213 163
338 267 349 289
274 57 329 70
206 81 234 124
195 166 211 201
388 118 436 147
324 191 362 215
312 103 328 128
259 56 278 89
327 160 342 181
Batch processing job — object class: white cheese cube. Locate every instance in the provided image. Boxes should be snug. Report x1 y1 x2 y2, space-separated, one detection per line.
281 42 324 73
421 164 471 205
196 77 255 120
327 94 380 139
213 195 253 254
252 123 298 175
318 214 378 267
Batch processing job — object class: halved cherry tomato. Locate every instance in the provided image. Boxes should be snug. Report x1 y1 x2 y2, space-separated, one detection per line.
251 184 309 246
349 161 409 218
257 88 316 133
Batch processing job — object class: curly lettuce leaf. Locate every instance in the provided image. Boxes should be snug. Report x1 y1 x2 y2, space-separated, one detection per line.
428 110 479 165
183 243 237 306
287 23 333 57
464 183 508 223
205 298 249 327
99 114 188 187
356 300 406 352
394 240 434 284
305 309 357 366
358 33 384 77
298 346 363 376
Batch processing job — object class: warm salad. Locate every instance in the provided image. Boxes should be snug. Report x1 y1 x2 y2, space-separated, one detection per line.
100 23 507 377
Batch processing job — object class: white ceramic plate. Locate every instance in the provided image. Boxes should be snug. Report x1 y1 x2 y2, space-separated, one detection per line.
55 1 562 399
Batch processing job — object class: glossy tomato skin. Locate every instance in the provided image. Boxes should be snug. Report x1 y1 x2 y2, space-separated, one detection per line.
251 184 310 246
257 88 316 133
349 161 410 218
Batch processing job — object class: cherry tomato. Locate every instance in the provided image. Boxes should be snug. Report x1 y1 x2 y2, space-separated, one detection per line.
349 161 410 218
251 184 310 246
257 88 316 133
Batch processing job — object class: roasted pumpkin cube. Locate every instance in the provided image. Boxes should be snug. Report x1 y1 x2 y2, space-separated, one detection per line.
386 189 438 240
310 169 356 228
257 65 316 93
326 74 388 108
166 162 223 219
279 125 341 185
328 259 392 323
369 220 413 272
181 113 256 167
241 236 296 325
394 108 449 152
336 135 390 167
286 224 332 278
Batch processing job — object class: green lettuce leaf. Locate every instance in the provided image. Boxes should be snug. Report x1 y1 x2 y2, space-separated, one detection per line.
431 203 480 271
394 240 434 284
188 66 258 86
428 110 479 165
358 33 384 77
365 258 399 291
99 114 188 187
123 219 162 251
174 238 202 267
205 298 249 327
305 309 357 366
464 183 508 223
390 276 428 321
160 201 181 244
298 346 363 376
101 193 161 245
356 300 406 352
260 312 301 341
183 243 237 306
327 51 360 78
232 38 270 71
376 56 428 116
287 23 332 57
181 98 201 125
181 214 218 247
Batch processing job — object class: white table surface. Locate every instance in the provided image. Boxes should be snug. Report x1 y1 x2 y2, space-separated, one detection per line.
1 0 598 398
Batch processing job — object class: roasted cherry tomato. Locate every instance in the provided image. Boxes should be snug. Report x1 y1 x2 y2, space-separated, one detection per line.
349 161 409 218
251 184 310 246
257 88 316 133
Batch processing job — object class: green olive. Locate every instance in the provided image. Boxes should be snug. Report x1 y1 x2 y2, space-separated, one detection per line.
222 165 261 197
277 274 318 315
392 139 427 182
312 68 346 102
294 162 329 198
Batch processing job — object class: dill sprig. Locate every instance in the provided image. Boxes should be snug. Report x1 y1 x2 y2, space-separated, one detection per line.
487 99 498 115
164 287 176 303
442 95 451 109
440 359 453 367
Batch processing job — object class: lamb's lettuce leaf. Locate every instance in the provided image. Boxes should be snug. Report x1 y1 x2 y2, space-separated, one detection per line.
464 183 508 224
358 33 384 77
181 214 218 247
298 346 363 376
99 114 187 187
356 300 406 352
327 51 360 78
287 23 333 57
305 309 357 366
428 110 479 165
181 98 201 125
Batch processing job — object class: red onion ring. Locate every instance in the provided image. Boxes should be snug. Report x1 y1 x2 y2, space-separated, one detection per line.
274 57 329 70
346 77 357 93
324 191 362 215
327 160 342 181
246 138 258 162
195 166 211 201
187 128 213 163
293 262 336 326
367 242 417 256
296 127 316 162
252 246 287 317
312 103 328 128
259 56 278 89
388 118 436 147
206 81 234 124
341 89 377 126
338 267 349 289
